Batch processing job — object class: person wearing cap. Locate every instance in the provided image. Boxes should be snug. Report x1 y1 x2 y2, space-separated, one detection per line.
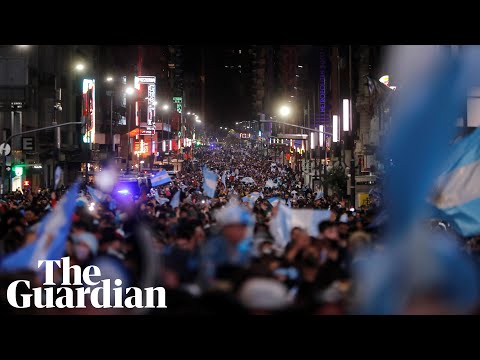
198 203 254 290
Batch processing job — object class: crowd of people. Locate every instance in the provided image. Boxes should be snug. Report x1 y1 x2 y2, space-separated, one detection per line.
0 144 479 315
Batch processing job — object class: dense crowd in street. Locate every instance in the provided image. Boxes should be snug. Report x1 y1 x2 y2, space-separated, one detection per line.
1 144 479 315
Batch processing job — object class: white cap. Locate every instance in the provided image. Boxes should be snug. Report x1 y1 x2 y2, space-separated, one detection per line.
339 214 349 223
238 278 291 311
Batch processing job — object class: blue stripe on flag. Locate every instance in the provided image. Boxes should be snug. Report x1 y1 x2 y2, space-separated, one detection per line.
151 170 172 187
203 167 218 198
0 181 80 272
170 190 181 209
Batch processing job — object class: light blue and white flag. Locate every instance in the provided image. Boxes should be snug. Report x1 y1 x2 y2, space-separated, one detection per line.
0 182 80 272
430 127 480 237
268 197 281 206
269 204 330 250
151 170 172 187
203 167 218 198
315 192 324 200
170 190 181 209
54 166 62 190
87 185 105 204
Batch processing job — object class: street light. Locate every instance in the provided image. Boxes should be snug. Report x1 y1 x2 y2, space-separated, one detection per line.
75 63 85 71
187 112 191 115
279 105 291 118
106 76 113 82
196 119 201 123
162 104 169 111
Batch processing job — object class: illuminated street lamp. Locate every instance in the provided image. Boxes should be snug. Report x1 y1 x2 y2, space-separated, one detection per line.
163 104 169 111
106 76 113 82
75 63 85 71
279 105 291 118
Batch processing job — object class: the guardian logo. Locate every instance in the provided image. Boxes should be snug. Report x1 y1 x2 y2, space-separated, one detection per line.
6 257 167 309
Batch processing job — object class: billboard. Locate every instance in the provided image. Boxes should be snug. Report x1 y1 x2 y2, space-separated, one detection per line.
82 79 95 144
134 76 156 127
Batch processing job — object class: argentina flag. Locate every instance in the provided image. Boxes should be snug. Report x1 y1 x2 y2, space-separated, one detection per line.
170 189 181 209
151 169 172 187
430 127 480 237
86 185 105 204
0 181 80 272
203 167 218 198
269 204 330 251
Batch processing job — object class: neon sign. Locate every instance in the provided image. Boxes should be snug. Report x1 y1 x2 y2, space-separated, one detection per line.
82 79 95 144
134 76 156 126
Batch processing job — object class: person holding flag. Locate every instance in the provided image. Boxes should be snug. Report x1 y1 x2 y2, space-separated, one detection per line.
0 181 80 273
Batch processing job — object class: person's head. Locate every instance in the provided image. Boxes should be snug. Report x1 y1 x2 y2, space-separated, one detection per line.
175 224 196 251
23 208 38 225
145 202 155 217
215 204 253 244
349 231 372 255
291 228 311 249
338 222 350 239
318 221 339 241
191 220 206 246
71 231 98 263
258 239 274 256
329 209 338 222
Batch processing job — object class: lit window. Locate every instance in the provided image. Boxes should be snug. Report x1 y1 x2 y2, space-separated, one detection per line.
239 50 242 54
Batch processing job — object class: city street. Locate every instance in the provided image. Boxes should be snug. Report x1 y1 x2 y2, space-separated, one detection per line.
0 45 479 315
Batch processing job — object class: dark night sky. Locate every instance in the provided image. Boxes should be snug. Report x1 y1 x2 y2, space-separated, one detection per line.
184 46 251 130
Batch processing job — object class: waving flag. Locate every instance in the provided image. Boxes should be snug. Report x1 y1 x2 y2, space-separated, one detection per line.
355 46 480 314
87 185 106 204
170 190 181 209
430 127 480 237
1 182 80 272
269 204 330 250
381 47 480 239
151 170 172 187
315 192 324 200
203 167 218 198
268 197 281 206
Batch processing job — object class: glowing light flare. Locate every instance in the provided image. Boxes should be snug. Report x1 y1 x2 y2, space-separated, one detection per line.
319 125 324 147
343 99 350 131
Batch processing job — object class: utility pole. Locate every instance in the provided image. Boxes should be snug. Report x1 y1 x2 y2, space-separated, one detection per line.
349 45 356 208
